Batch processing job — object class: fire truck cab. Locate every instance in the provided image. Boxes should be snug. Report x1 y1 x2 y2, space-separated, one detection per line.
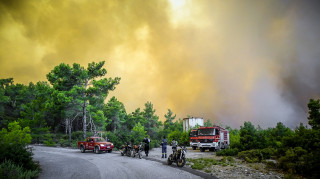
189 129 198 150
197 126 229 152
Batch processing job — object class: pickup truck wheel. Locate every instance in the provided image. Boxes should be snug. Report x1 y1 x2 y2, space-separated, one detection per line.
94 147 100 154
192 146 197 150
80 146 85 153
200 147 205 152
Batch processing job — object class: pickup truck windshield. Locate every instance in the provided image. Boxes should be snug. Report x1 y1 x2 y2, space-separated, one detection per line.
198 128 215 136
95 138 106 142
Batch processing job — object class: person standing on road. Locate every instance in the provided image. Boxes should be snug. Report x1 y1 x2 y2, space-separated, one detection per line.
171 138 178 153
161 136 167 158
143 136 151 157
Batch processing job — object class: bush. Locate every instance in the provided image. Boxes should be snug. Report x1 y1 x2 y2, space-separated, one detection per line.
71 131 84 141
58 139 70 147
0 144 39 171
278 147 311 175
0 160 39 179
44 133 56 147
238 149 274 163
216 148 239 156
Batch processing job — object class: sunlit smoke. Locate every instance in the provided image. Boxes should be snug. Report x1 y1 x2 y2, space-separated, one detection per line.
1 0 320 128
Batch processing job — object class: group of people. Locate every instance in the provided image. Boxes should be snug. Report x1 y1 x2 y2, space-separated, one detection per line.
114 135 178 158
142 135 179 158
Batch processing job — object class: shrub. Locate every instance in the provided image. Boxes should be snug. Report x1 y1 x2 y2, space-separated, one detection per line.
0 144 39 171
216 148 239 156
238 148 274 163
278 147 311 175
0 160 39 179
44 133 56 147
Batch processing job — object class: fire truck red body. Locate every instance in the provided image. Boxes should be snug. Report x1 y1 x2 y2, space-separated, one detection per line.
196 125 229 152
189 129 198 150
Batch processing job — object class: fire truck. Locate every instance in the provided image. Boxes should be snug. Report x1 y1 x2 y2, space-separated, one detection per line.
197 125 229 152
189 129 198 150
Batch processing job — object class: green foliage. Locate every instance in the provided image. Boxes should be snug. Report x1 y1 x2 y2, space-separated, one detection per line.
216 148 239 156
0 121 31 146
187 157 234 171
44 133 56 147
168 131 181 144
204 119 213 127
308 99 320 129
239 121 258 150
131 122 146 144
278 147 310 175
238 149 274 163
142 101 161 139
0 160 40 179
0 121 39 173
179 131 190 146
226 126 240 148
104 96 127 132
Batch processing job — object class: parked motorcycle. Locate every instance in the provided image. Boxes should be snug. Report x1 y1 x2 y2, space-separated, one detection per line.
167 146 187 167
120 143 132 157
132 142 143 159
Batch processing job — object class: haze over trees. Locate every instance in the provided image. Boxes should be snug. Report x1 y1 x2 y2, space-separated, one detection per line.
1 61 319 178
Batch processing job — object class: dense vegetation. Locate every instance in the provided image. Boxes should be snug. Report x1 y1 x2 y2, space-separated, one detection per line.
1 61 319 178
217 101 320 178
0 61 190 178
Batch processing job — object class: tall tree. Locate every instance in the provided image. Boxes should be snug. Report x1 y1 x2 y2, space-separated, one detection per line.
308 99 320 129
142 101 161 139
104 96 126 132
47 61 120 139
164 109 176 130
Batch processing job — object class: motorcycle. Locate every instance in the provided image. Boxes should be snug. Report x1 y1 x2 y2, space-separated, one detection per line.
167 146 187 167
120 143 132 157
132 142 143 159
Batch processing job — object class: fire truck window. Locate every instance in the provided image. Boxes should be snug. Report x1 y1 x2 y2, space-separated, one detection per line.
216 129 219 135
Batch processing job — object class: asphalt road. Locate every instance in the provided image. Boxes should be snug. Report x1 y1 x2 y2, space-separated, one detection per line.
32 145 205 179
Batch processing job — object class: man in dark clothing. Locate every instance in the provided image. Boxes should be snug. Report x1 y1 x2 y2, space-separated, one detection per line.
143 136 150 157
161 136 167 158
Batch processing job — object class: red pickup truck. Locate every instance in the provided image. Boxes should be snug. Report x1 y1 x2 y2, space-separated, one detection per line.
78 137 114 154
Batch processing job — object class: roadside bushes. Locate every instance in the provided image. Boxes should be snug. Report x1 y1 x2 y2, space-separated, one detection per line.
0 160 39 179
238 148 275 163
216 148 239 156
0 121 40 178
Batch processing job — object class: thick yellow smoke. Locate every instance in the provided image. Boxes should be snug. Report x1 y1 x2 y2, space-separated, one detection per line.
1 0 319 128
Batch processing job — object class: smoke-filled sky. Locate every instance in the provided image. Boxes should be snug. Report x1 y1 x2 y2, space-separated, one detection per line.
1 0 320 128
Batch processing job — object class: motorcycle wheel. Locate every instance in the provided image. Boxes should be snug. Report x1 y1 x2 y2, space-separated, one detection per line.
177 158 186 167
167 154 173 165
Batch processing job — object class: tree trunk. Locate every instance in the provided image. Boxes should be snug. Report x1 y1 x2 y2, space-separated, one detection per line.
68 118 72 146
65 118 68 135
83 80 88 139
